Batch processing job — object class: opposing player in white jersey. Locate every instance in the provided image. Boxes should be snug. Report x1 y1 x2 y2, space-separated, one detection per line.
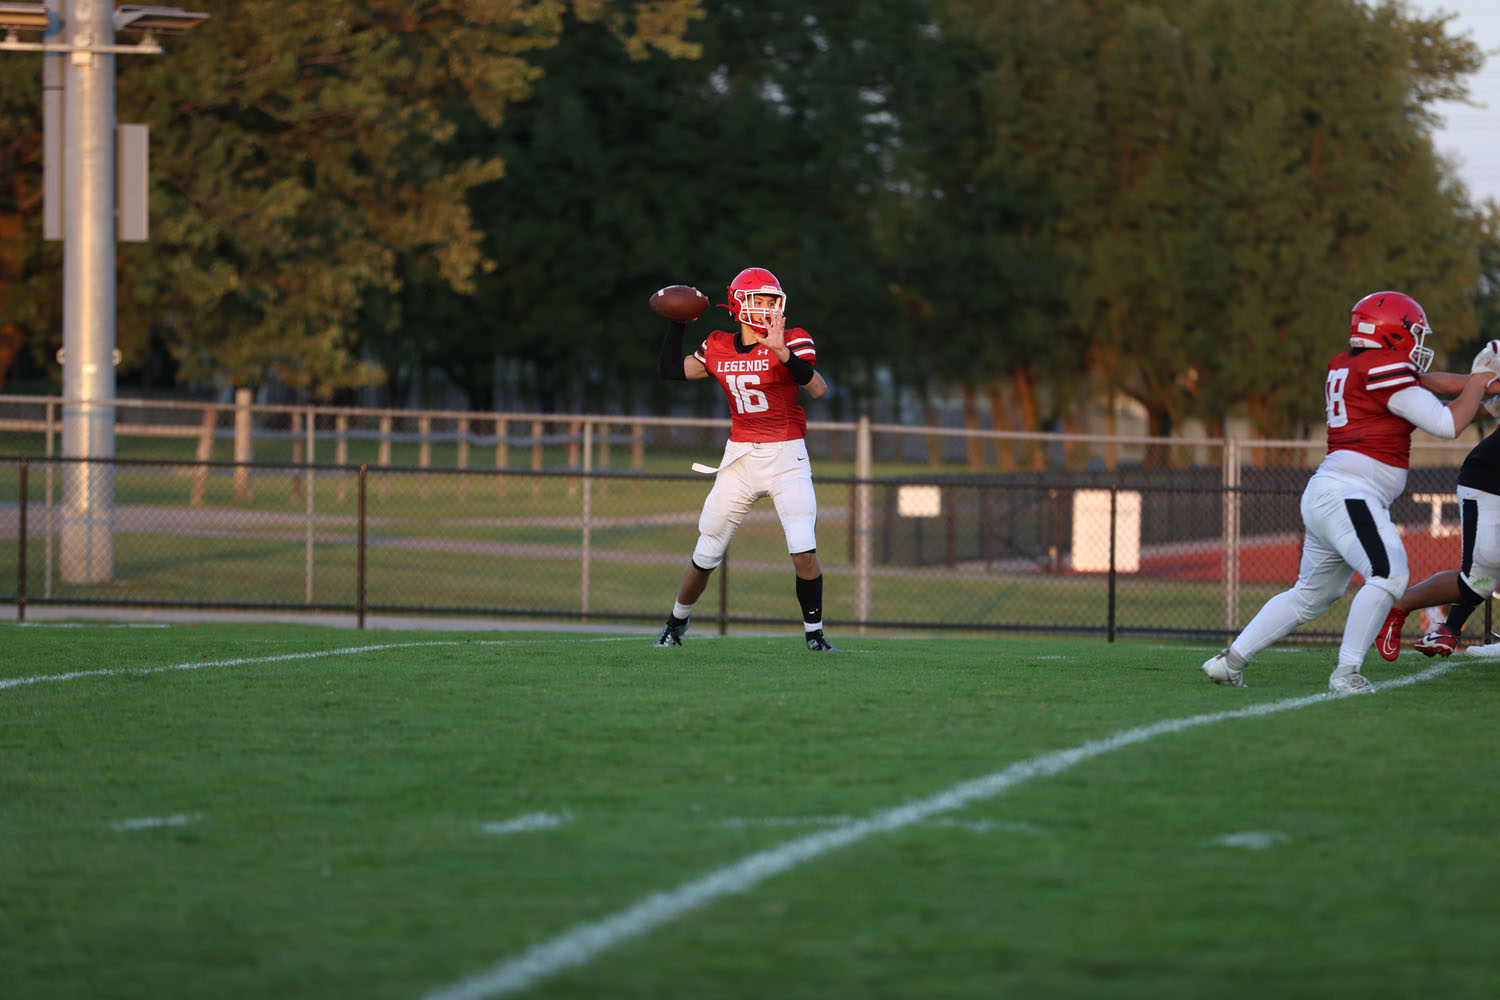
653 266 837 651
1202 291 1498 693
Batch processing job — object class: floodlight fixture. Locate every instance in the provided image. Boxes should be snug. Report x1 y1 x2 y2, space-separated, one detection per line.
0 2 48 31
0 2 205 53
113 5 207 36
0 0 47 46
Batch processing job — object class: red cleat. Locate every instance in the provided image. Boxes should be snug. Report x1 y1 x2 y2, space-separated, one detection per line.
1414 625 1459 658
1376 607 1408 662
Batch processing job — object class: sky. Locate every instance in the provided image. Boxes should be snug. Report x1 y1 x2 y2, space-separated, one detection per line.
1412 1 1500 205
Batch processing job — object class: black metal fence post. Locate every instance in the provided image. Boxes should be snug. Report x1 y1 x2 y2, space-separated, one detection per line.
357 464 367 630
18 458 27 622
1107 484 1118 642
945 485 957 567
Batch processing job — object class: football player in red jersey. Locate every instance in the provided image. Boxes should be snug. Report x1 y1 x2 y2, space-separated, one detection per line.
653 266 837 650
1202 291 1498 693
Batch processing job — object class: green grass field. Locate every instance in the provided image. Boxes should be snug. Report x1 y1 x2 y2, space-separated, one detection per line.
3 622 1498 1000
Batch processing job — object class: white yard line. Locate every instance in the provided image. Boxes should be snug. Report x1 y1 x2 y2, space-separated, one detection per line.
420 660 1460 1000
17 623 171 629
0 637 642 692
1213 831 1288 850
106 813 202 832
720 816 1024 835
479 811 574 836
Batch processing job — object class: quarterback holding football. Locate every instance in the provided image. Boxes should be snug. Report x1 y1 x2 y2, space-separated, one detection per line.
652 266 837 651
1202 291 1498 693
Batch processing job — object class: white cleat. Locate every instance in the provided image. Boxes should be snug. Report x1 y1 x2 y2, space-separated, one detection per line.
1464 641 1500 659
1328 672 1376 695
1202 651 1245 687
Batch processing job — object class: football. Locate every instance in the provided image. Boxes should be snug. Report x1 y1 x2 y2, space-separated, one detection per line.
648 284 710 323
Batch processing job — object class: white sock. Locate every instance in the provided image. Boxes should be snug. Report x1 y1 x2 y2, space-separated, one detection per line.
1231 590 1306 661
804 620 822 633
672 601 695 621
1335 583 1393 675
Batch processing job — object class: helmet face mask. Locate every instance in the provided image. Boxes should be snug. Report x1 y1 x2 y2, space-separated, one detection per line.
1349 291 1434 373
1407 320 1434 373
727 267 786 332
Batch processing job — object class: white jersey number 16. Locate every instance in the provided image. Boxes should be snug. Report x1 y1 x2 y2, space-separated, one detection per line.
726 374 769 413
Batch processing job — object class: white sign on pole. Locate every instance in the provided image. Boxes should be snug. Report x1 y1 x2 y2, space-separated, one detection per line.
1071 489 1142 572
116 122 147 241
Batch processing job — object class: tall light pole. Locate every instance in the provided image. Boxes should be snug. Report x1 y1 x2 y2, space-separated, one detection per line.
1 2 207 582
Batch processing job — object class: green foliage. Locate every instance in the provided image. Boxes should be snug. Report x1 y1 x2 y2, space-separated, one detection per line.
387 1 922 412
1474 203 1500 347
934 0 1489 442
3 0 1495 442
0 53 61 386
1 1 704 397
113 1 704 397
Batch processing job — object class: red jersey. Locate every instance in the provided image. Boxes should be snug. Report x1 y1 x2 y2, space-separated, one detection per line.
1324 347 1421 468
694 328 817 442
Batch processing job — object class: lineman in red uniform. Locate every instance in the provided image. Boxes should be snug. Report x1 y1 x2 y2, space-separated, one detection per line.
653 267 838 650
1202 291 1497 693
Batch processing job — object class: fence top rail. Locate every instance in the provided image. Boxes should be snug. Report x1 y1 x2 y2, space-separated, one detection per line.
0 395 746 428
0 393 1472 452
0 454 1337 489
864 422 1474 452
864 422 1229 446
0 454 763 479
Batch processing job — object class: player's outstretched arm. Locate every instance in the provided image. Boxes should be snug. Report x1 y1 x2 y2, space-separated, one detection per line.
1423 341 1500 396
1442 372 1499 437
1420 371 1500 396
1398 370 1496 439
657 321 708 381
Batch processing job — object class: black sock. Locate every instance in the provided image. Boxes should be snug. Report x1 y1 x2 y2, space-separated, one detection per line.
1445 579 1486 634
1445 600 1482 633
796 574 822 630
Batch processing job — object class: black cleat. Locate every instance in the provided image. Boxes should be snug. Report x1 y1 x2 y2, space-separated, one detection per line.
805 629 840 652
653 621 686 647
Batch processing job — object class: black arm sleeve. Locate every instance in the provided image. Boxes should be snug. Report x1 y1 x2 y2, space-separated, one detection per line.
657 321 688 381
780 351 816 386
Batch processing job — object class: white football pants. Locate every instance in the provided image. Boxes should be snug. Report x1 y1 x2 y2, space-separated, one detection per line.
691 438 817 570
1456 484 1500 598
1231 475 1408 671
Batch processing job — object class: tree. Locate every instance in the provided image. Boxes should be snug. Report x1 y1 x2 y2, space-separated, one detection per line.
0 53 60 389
938 0 1488 459
387 1 920 414
0 0 703 397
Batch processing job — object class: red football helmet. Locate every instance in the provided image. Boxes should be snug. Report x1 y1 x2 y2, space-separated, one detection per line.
726 267 785 331
1349 290 1434 372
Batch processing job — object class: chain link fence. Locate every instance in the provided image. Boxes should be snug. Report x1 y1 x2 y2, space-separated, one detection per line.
0 395 1487 640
